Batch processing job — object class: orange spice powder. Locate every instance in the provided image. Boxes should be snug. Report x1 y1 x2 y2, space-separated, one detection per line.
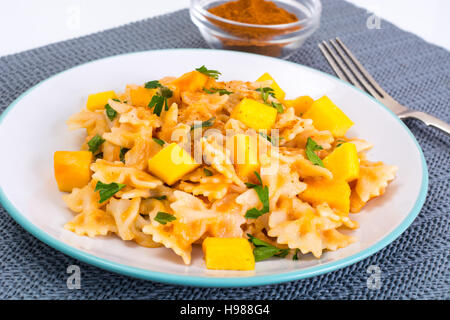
207 0 300 56
208 0 299 25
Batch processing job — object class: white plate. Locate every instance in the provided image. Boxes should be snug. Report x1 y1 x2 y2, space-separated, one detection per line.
0 49 428 287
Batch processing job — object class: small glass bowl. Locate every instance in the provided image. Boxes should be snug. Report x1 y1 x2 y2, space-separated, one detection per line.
190 0 322 58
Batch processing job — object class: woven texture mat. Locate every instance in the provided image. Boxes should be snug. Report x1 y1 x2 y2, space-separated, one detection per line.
0 0 449 299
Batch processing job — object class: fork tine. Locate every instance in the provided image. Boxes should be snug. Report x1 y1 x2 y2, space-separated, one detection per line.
318 43 348 81
319 41 368 93
328 39 382 100
335 38 389 98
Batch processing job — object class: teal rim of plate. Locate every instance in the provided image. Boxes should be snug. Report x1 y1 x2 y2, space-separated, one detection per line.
0 48 429 287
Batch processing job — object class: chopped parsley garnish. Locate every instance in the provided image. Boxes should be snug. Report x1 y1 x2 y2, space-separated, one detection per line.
245 172 269 219
87 134 105 154
256 87 275 104
190 117 215 131
152 137 165 147
195 66 221 80
271 102 284 113
203 87 233 95
154 212 176 225
148 84 173 116
104 103 117 121
95 152 103 159
204 168 213 176
336 140 346 147
144 80 162 89
95 181 126 203
150 195 167 201
292 248 300 261
305 137 324 167
259 132 275 146
119 147 129 163
247 234 289 262
112 98 121 102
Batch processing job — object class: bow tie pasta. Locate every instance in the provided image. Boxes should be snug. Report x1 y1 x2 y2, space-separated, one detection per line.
54 68 397 270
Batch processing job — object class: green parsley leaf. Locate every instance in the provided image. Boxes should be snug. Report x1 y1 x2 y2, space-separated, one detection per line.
245 172 269 219
152 137 165 147
144 80 162 89
256 87 275 104
154 211 176 225
195 66 221 80
271 102 284 113
159 86 173 99
245 182 258 188
147 85 173 116
150 195 167 200
204 168 213 176
190 117 215 131
87 134 105 154
203 87 233 95
95 152 103 159
247 234 290 262
148 95 166 116
104 103 117 121
305 137 324 167
259 132 274 146
335 140 346 147
119 147 129 163
95 181 126 203
292 248 300 261
112 98 121 102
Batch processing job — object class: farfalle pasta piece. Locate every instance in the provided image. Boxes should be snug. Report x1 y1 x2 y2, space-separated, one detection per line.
158 103 179 142
124 137 162 171
260 161 307 208
355 160 398 202
201 136 245 188
67 109 110 137
119 106 162 128
106 197 140 241
131 216 162 248
102 141 121 162
91 159 162 189
143 191 245 264
267 197 356 258
179 91 229 124
63 183 117 237
274 107 314 142
65 208 117 237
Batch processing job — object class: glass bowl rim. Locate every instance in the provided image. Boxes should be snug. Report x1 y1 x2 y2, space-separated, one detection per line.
191 0 322 30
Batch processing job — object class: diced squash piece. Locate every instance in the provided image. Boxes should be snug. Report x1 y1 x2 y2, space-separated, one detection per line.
231 134 259 180
86 90 118 111
284 95 314 116
130 87 157 108
231 98 277 130
300 179 351 213
170 70 209 92
303 96 354 137
323 143 360 181
256 72 285 100
147 143 199 185
202 237 255 271
54 151 93 192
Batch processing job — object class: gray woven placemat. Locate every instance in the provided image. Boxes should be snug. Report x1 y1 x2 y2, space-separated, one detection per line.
0 0 449 299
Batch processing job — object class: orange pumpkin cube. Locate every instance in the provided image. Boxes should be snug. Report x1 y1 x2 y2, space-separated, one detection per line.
300 179 351 213
170 70 209 92
54 151 92 192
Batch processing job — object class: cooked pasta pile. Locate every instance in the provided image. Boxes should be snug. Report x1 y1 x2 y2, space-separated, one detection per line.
54 67 397 267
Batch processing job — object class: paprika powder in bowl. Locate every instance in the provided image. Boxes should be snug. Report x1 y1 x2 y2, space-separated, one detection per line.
190 0 322 58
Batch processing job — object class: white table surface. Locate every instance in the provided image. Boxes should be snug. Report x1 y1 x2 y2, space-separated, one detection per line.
0 0 449 57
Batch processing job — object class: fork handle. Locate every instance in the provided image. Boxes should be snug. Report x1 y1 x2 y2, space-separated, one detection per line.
398 110 450 135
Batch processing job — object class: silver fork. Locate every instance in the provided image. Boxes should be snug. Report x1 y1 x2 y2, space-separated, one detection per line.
318 37 450 135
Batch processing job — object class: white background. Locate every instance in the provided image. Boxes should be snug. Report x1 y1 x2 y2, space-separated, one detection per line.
0 0 449 56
